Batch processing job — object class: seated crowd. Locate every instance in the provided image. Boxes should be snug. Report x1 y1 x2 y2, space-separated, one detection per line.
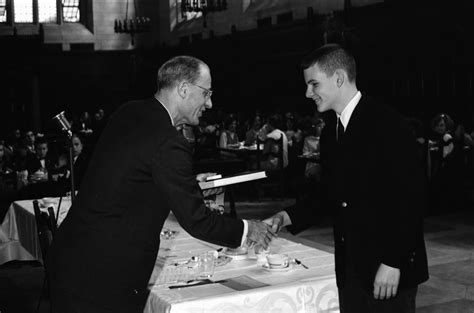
186 109 474 214
1 107 473 216
0 109 107 204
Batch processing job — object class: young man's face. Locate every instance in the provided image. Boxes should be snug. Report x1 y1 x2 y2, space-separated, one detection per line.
435 120 447 135
303 63 340 113
72 137 83 156
25 131 35 145
35 143 48 159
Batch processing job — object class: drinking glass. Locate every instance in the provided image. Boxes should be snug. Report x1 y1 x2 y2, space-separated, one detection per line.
197 251 216 279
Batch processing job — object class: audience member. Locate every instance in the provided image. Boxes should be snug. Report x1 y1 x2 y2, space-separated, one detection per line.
23 130 35 154
429 113 455 160
302 119 324 179
245 115 262 146
284 114 303 148
259 114 288 171
219 117 240 148
26 137 54 184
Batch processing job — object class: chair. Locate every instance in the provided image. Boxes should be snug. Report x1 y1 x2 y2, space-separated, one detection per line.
47 206 57 235
33 200 54 313
257 135 286 199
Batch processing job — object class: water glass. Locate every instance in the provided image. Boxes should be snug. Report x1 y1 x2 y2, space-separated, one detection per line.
197 251 216 279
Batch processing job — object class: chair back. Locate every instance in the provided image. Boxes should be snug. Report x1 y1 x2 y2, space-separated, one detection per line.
47 206 57 235
257 135 286 198
256 136 262 170
33 200 54 269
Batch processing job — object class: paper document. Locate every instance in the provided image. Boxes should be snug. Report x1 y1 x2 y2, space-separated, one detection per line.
199 171 266 190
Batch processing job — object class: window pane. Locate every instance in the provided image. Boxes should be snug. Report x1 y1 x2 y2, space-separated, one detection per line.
62 0 80 22
63 0 79 5
14 0 33 23
39 0 57 23
0 0 6 23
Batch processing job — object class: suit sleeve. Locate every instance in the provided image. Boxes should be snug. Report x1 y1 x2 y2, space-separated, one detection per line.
378 115 427 268
152 134 244 248
285 121 331 234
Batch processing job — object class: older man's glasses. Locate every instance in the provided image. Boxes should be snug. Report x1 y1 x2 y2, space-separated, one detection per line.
189 82 213 99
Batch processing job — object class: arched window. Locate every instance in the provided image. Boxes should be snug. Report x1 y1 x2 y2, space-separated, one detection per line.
1 0 80 24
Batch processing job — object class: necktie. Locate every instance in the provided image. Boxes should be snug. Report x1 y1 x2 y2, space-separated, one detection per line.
337 118 345 142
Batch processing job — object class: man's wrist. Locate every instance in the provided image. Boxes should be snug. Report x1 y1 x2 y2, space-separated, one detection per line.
240 219 248 246
279 211 292 227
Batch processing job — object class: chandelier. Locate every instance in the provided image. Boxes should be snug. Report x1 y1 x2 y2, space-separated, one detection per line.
114 0 151 45
114 17 151 35
181 0 228 17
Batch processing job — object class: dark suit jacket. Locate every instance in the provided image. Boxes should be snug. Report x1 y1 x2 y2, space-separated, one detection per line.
26 154 55 177
72 152 89 189
287 96 429 291
49 98 244 311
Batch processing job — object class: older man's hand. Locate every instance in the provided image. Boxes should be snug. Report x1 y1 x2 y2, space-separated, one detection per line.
246 220 277 250
196 172 218 182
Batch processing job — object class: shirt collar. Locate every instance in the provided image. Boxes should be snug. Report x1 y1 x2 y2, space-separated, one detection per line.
337 91 362 129
154 96 174 126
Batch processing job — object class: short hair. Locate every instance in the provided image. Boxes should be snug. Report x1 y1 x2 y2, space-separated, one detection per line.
35 137 48 146
223 117 237 130
301 44 357 83
157 56 206 91
268 114 284 130
430 113 454 132
72 133 84 143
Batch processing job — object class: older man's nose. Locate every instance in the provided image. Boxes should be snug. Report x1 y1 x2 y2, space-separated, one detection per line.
205 97 212 109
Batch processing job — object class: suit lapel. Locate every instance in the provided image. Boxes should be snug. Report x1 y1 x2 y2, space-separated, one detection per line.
338 96 370 152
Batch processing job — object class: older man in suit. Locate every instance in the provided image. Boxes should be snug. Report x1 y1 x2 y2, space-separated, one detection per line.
264 44 428 312
49 56 275 313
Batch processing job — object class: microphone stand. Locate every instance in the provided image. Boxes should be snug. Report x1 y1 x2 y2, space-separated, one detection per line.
66 130 76 203
52 111 75 204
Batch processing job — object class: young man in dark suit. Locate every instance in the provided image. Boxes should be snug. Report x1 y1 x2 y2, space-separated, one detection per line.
264 44 429 312
49 56 275 313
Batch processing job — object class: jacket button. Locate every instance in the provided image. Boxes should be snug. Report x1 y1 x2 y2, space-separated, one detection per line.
341 236 345 242
341 202 348 208
133 289 138 294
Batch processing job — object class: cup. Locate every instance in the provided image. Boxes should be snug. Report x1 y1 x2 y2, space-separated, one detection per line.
42 197 56 207
266 253 289 269
197 251 217 278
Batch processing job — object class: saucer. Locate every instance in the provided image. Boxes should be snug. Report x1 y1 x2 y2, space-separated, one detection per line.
262 263 292 272
223 247 248 260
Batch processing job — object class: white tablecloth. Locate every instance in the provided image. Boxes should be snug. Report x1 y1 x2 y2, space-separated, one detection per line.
145 215 339 313
0 198 71 264
0 199 339 312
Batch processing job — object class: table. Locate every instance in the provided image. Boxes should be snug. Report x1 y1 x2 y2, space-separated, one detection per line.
297 153 320 163
145 214 339 313
0 199 339 312
218 143 264 170
0 197 70 264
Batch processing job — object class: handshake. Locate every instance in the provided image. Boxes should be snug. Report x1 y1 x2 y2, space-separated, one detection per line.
245 211 289 250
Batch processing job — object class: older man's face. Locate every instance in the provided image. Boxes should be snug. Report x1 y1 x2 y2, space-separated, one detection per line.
180 65 213 126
